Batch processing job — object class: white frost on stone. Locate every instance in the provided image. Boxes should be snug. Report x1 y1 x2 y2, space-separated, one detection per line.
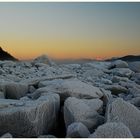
64 97 104 131
106 98 140 137
0 94 60 137
89 122 133 138
66 122 90 138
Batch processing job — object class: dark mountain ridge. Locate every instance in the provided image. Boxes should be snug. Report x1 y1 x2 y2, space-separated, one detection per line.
106 55 140 62
0 47 18 61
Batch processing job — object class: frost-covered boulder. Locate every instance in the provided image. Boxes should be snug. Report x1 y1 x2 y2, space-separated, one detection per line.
112 68 133 78
20 96 31 101
66 122 90 138
129 97 140 107
101 78 112 85
28 85 36 93
112 76 129 83
1 133 13 138
64 97 104 131
128 61 140 73
82 68 104 80
5 82 28 99
0 94 60 137
106 98 140 137
81 98 103 113
110 60 128 69
38 79 103 101
33 55 55 66
89 122 133 138
104 84 127 95
128 87 140 97
131 73 140 85
119 81 140 90
0 69 5 74
1 61 16 68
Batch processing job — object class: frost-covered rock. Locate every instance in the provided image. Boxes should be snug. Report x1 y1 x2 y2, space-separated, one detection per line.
128 87 140 97
110 60 128 69
89 122 133 138
104 84 127 95
101 78 112 85
106 98 140 137
100 89 112 105
112 76 129 83
20 96 31 101
131 73 140 85
1 133 13 138
128 61 140 73
1 61 16 68
5 82 28 99
119 81 140 89
81 98 103 113
28 86 36 93
38 79 103 101
82 68 104 80
129 97 140 107
66 122 90 138
0 69 5 74
34 55 55 66
0 94 60 137
112 68 133 78
64 97 104 131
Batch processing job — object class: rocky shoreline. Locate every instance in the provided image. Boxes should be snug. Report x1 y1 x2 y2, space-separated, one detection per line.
0 55 140 138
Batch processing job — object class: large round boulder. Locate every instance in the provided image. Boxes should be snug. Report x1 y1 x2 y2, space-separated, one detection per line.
66 122 90 138
64 97 104 131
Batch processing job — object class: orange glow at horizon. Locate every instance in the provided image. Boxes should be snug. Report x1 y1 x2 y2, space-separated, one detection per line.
1 37 140 60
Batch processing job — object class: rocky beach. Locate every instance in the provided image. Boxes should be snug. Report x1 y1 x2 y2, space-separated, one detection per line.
0 54 140 138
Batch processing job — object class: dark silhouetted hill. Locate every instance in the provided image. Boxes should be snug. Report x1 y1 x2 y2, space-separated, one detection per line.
0 47 18 61
106 55 140 62
119 55 140 61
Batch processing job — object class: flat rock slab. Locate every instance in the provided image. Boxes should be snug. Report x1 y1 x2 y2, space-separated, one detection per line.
38 78 104 101
0 94 60 137
106 98 140 137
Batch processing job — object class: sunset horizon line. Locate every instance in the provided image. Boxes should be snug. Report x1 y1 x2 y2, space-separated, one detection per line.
1 45 140 61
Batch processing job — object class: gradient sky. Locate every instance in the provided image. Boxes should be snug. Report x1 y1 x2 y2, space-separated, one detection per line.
0 2 140 60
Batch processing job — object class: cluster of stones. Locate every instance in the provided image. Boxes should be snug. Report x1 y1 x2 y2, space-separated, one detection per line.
0 55 140 138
